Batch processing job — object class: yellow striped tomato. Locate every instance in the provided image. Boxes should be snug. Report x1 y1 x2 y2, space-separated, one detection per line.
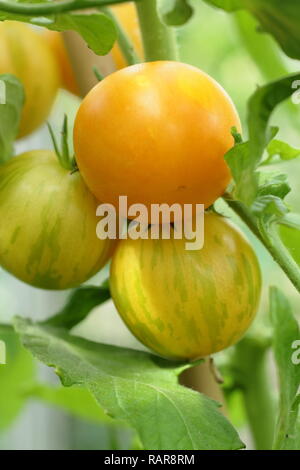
110 213 261 360
0 150 116 289
0 21 60 138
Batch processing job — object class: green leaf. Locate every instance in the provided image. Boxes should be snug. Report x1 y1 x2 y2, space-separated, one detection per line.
44 283 110 329
203 0 300 60
279 220 300 267
251 195 288 222
0 74 24 164
257 172 290 199
264 140 300 165
248 75 300 171
0 13 117 55
225 141 259 204
227 74 300 206
0 324 36 431
25 383 120 425
270 287 300 450
157 0 194 26
15 317 244 450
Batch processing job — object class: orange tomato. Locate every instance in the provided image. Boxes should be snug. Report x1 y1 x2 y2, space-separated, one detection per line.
44 30 80 96
110 2 143 69
73 61 241 220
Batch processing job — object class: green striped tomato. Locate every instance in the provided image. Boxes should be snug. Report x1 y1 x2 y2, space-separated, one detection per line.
0 150 116 290
110 213 261 360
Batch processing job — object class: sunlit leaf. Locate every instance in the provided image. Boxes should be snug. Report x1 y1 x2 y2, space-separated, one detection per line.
270 287 300 450
15 317 244 450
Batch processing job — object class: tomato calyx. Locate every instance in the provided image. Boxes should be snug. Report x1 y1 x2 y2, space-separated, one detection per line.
47 115 78 173
93 66 104 82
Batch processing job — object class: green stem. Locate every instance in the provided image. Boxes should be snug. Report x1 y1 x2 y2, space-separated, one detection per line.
0 0 128 15
233 338 276 450
224 197 300 294
102 7 141 65
135 0 178 61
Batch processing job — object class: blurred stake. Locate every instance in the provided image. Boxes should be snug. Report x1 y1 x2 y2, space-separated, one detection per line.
180 359 228 416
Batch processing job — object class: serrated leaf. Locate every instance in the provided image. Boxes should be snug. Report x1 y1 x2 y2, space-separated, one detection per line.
157 0 194 26
0 74 24 163
257 172 290 199
251 195 288 221
264 140 300 165
228 74 300 206
203 0 300 60
225 141 259 204
269 287 300 450
14 317 244 450
44 283 110 330
247 74 300 169
0 13 117 55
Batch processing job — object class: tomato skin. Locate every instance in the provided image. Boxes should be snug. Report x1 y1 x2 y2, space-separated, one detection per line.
110 2 143 69
43 30 80 96
0 151 116 290
110 213 261 360
0 21 60 138
74 61 241 220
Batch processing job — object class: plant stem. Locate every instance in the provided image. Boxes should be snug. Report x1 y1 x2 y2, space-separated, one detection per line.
224 197 300 294
0 0 128 15
135 0 178 61
233 338 276 450
102 7 141 65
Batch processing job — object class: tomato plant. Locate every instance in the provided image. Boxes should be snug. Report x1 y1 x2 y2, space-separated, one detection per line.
74 61 241 218
0 21 60 137
110 212 261 359
0 150 116 289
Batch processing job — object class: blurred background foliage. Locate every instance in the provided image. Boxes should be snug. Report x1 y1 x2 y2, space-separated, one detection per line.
0 0 299 449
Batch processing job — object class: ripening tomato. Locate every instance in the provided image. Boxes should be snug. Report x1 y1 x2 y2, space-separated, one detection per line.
110 2 143 69
74 62 241 221
0 150 116 290
0 21 60 138
110 213 261 360
43 30 80 96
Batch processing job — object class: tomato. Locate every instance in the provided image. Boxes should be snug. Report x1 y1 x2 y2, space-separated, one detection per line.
0 150 116 290
110 2 143 69
110 213 261 360
0 21 60 138
73 61 241 221
43 30 80 96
